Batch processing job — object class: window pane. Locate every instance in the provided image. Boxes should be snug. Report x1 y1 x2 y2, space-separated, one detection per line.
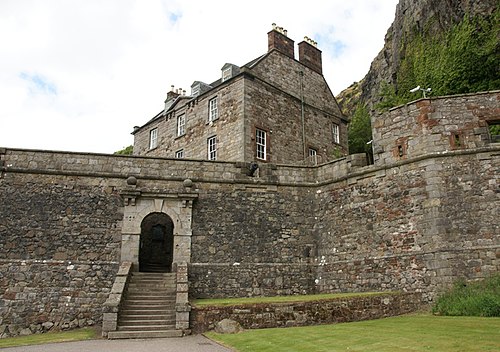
208 136 217 160
149 128 158 149
256 129 266 160
209 98 218 122
332 124 340 144
177 115 185 136
308 148 317 165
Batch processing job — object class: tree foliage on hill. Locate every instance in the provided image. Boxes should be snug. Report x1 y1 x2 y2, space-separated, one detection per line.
378 9 499 110
346 9 499 155
114 145 133 155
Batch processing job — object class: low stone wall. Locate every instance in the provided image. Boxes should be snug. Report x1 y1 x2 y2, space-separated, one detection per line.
0 260 118 338
190 292 423 333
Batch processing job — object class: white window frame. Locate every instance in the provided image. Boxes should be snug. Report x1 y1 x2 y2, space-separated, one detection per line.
332 123 340 144
149 128 158 149
256 128 267 160
209 97 218 122
308 148 317 165
175 149 184 158
207 136 217 160
177 114 185 137
191 85 200 96
222 67 231 82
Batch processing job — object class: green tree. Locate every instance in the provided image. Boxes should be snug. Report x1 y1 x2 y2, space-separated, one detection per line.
348 104 373 161
114 145 133 155
375 81 406 112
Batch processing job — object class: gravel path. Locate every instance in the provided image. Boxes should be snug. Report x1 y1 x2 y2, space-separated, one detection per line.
1 335 234 352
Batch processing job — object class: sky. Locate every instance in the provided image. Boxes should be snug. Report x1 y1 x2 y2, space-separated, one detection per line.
0 0 399 154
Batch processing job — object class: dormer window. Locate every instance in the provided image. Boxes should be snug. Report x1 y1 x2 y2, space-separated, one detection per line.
190 81 211 98
221 63 240 83
222 67 232 82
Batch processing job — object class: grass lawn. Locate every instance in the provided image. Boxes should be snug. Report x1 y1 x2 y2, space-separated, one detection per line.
192 291 390 307
0 328 97 348
206 314 500 352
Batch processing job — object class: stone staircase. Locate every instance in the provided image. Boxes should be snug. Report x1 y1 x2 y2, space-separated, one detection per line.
107 272 182 339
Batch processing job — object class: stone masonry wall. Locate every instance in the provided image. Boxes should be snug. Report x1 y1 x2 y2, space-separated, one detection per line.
190 186 318 298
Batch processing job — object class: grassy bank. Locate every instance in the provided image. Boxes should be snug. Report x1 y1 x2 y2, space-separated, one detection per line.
0 328 97 348
207 314 500 352
432 274 500 317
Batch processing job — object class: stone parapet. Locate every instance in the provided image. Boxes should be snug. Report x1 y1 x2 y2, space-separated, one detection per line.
102 262 132 337
175 262 191 331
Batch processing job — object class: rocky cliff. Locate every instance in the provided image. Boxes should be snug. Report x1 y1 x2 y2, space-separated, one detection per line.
337 0 499 116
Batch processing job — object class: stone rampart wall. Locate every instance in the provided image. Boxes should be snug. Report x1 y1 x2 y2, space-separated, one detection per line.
315 148 499 301
190 186 317 298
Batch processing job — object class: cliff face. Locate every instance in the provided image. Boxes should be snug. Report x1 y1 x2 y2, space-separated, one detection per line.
337 0 499 115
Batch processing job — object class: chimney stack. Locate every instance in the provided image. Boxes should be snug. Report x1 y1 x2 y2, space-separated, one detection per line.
268 23 294 59
165 85 180 112
298 36 322 74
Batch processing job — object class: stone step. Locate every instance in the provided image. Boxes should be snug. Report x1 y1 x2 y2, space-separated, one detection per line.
107 330 183 339
119 319 175 326
128 278 176 283
123 299 175 305
127 283 176 289
127 284 176 288
118 324 176 331
126 294 175 299
121 304 173 311
120 306 175 315
119 314 176 321
129 276 175 280
132 272 175 276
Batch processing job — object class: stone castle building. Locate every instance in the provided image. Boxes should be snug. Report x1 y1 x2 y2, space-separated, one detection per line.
132 25 348 165
0 27 498 339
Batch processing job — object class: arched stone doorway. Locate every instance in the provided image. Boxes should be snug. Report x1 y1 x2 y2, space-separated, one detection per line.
139 212 174 272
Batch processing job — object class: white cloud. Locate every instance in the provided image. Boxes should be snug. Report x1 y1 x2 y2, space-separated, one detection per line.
0 0 398 153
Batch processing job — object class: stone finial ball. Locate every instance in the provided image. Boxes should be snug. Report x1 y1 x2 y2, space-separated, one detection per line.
183 178 193 188
126 176 138 186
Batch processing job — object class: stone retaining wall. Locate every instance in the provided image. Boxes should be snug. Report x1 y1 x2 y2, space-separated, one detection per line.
190 292 424 333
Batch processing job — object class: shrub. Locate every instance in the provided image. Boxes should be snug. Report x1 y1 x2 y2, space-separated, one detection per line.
432 274 500 317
